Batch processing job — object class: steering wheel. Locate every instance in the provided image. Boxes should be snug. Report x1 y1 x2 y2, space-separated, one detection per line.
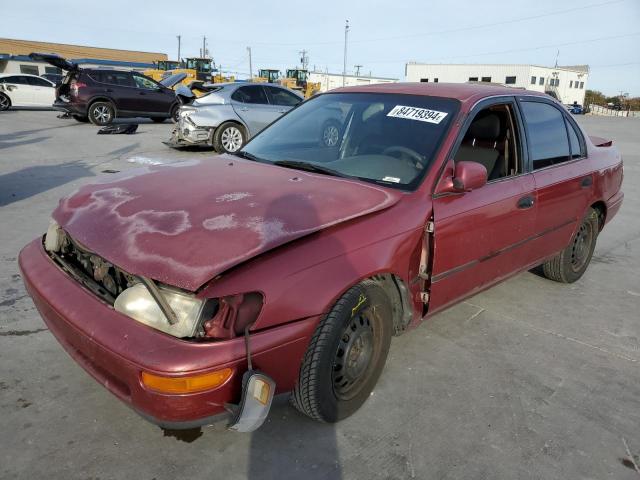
382 146 424 169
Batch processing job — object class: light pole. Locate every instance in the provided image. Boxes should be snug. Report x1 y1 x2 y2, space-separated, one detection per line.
247 47 253 79
343 20 349 87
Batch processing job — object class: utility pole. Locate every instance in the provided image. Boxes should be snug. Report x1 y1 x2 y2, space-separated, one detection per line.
176 35 181 62
247 47 253 79
354 64 362 76
343 20 349 86
299 49 309 70
201 36 208 58
554 49 559 68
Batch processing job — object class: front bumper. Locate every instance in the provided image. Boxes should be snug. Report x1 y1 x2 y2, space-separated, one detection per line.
19 239 317 428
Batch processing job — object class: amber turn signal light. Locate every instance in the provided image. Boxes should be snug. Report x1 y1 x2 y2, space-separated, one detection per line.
141 368 233 394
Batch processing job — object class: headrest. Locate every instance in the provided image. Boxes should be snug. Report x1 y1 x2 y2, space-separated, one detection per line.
468 112 500 140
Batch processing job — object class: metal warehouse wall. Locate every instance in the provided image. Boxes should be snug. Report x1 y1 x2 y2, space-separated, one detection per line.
0 38 167 63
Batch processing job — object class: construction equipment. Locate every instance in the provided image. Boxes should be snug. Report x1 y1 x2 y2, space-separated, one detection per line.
254 69 281 83
143 60 180 82
281 69 320 98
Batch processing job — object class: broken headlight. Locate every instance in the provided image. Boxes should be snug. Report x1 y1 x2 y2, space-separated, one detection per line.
114 283 213 338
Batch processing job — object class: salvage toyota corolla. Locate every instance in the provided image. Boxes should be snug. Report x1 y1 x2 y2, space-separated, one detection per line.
19 83 623 431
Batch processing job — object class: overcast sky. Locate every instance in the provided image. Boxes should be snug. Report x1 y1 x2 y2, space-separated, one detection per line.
3 0 639 95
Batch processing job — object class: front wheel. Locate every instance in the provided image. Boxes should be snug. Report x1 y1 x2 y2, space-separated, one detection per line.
170 104 180 123
213 122 246 154
541 207 599 283
0 93 11 111
88 101 115 126
291 280 393 422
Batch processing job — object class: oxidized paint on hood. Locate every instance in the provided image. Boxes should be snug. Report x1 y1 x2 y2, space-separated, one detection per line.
53 156 400 291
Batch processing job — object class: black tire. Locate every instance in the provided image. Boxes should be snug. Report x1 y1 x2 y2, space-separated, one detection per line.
542 207 599 283
151 117 167 123
88 101 115 126
170 104 180 123
291 280 393 422
0 93 11 111
212 122 246 154
72 114 89 123
320 119 342 147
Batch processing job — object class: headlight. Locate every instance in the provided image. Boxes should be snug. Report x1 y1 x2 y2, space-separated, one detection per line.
114 283 209 338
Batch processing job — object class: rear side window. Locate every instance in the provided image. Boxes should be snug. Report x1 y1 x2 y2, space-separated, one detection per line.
265 86 301 106
91 71 133 87
520 101 570 169
231 86 268 104
566 118 585 159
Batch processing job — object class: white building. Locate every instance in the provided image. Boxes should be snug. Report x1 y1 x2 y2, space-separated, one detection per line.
308 71 398 93
405 63 589 105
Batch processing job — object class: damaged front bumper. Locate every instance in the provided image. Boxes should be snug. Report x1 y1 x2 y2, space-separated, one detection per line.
19 239 318 430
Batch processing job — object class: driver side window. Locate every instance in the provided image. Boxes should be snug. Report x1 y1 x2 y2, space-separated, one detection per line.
454 103 522 182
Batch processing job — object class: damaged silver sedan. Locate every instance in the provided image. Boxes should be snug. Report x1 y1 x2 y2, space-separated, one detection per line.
166 83 303 154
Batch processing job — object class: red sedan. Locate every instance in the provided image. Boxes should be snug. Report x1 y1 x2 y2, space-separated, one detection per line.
19 83 623 431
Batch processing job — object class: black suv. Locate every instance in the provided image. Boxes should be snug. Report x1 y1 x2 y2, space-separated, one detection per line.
30 53 185 125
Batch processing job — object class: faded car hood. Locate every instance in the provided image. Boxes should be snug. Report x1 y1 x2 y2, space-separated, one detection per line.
53 156 400 291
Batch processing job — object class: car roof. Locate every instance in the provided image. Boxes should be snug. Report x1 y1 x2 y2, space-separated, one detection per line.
330 82 549 104
0 73 48 78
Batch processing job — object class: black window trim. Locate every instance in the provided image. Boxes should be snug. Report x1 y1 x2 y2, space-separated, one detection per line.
432 94 531 196
515 96 587 173
263 85 302 107
232 84 270 105
88 70 135 88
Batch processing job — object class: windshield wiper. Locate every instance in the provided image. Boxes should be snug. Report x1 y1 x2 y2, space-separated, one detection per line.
273 160 347 178
234 150 263 162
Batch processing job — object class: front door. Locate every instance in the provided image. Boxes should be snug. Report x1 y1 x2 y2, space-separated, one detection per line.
4 76 34 106
131 74 172 114
230 85 279 136
428 99 537 314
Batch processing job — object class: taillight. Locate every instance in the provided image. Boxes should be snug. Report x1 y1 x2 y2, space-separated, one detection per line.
70 80 86 95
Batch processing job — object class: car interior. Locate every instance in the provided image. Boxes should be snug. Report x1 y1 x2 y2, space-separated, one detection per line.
454 104 521 181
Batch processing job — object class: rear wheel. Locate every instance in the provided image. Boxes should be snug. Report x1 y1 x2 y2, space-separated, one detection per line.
213 122 246 154
72 115 89 122
542 207 599 283
88 101 115 126
151 117 166 123
0 93 11 111
291 280 393 422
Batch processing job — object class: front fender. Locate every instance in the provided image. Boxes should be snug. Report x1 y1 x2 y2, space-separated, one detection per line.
198 197 429 331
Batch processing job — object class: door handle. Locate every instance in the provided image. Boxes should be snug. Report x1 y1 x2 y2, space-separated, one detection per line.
517 195 535 209
105 88 113 92
277 109 287 113
240 107 249 111
139 92 146 95
581 176 593 188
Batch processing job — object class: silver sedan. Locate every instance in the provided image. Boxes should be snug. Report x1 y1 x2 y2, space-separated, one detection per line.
167 83 303 153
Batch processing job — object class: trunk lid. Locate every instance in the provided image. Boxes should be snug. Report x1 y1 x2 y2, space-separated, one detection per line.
29 52 78 72
53 156 400 291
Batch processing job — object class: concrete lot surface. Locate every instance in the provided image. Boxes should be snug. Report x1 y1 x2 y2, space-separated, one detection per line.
0 111 638 479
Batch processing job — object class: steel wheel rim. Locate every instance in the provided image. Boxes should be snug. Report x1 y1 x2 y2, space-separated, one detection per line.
323 125 339 147
332 306 379 400
0 95 9 110
221 126 242 152
570 221 593 271
93 105 111 123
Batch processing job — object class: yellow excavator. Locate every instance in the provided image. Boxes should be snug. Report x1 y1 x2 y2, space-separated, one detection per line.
253 69 282 83
143 60 180 82
281 69 320 98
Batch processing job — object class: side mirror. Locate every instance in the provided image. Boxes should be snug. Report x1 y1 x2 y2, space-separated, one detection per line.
452 161 487 192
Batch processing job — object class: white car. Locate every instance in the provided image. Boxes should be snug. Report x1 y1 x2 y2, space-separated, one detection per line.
0 73 56 111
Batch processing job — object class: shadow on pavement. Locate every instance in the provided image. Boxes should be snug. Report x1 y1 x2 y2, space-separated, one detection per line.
0 161 95 206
